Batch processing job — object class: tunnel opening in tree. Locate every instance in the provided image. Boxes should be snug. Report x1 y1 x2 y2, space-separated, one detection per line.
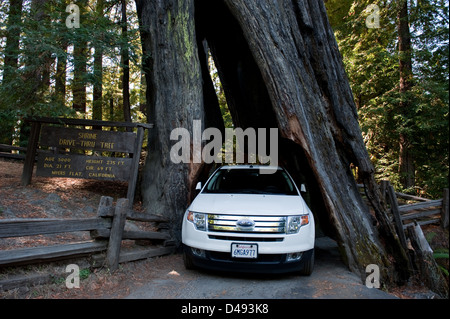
136 0 412 284
195 0 335 239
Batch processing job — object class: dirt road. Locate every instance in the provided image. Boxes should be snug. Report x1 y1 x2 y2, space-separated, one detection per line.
124 237 396 299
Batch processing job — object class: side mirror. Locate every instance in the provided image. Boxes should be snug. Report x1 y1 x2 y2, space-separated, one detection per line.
300 184 307 193
195 182 202 191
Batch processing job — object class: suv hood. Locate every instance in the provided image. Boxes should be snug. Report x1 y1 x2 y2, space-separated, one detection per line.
188 193 308 216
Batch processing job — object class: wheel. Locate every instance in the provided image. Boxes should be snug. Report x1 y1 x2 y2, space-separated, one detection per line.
299 249 314 276
183 248 196 270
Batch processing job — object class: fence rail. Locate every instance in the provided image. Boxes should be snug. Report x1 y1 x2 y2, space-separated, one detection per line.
358 182 449 230
0 144 27 160
378 182 449 297
0 196 174 270
399 199 444 228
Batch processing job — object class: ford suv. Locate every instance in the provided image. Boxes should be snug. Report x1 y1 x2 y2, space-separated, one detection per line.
182 165 315 275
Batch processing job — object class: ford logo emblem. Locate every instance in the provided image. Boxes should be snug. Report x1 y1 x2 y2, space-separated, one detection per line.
236 218 255 229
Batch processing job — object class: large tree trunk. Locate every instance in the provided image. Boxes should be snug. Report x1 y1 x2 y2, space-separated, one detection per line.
135 0 209 240
92 0 105 128
121 0 131 127
2 0 23 87
136 0 411 285
0 0 23 144
72 0 88 113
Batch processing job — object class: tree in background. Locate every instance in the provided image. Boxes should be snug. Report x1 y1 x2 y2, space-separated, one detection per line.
0 0 23 144
325 0 449 198
0 0 145 145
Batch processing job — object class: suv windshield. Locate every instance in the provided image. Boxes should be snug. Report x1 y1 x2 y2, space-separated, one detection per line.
203 168 298 195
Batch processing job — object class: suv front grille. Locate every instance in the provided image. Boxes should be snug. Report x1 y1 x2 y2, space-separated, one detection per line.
208 214 286 234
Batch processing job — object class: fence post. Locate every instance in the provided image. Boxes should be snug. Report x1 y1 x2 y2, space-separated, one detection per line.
385 182 408 251
127 126 144 208
106 198 128 271
96 196 114 217
21 121 41 186
442 188 449 229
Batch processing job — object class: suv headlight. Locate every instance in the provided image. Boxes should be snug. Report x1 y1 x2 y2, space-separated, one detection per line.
187 211 207 231
286 215 309 234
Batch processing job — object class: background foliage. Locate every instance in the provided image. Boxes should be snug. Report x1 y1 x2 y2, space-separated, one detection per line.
0 0 145 146
0 0 448 198
325 0 449 198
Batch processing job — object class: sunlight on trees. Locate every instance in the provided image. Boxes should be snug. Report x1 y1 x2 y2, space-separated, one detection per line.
0 0 448 199
325 0 449 198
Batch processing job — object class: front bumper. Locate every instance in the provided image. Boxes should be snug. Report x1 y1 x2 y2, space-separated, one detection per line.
182 216 315 254
184 245 314 274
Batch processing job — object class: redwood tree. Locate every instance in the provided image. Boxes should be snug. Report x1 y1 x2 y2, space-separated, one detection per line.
135 0 411 285
397 0 415 189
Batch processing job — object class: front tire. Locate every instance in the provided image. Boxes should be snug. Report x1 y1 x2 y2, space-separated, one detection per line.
183 247 196 270
299 249 314 276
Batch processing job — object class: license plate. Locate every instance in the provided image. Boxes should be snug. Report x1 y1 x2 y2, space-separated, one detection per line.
231 243 258 259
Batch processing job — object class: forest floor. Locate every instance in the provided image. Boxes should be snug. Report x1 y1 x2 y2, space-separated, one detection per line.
0 158 448 299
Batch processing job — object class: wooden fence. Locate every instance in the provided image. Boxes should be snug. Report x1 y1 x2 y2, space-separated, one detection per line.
375 181 449 297
0 144 28 160
359 182 449 230
380 181 449 230
0 196 175 271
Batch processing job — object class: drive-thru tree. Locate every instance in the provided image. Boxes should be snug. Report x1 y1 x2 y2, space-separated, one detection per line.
135 0 412 285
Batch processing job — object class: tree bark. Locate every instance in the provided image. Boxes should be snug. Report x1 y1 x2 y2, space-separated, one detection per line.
93 0 105 129
222 0 410 283
121 0 131 127
0 0 23 144
2 0 23 86
136 0 411 284
72 0 88 114
135 0 207 240
55 45 67 107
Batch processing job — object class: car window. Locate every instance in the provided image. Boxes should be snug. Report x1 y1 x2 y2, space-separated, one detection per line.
203 169 298 195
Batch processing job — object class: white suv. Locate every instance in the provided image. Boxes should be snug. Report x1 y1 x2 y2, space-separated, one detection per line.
182 165 315 275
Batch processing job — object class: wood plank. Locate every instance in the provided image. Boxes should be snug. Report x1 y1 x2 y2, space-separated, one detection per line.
442 189 449 229
118 246 175 263
0 144 26 151
91 229 170 241
386 184 408 250
0 218 112 238
97 206 168 223
106 198 128 271
91 246 175 267
0 273 55 291
21 121 41 186
401 209 442 221
39 126 137 153
395 192 431 202
126 126 144 207
126 210 168 223
0 152 25 160
403 218 440 229
0 241 107 266
96 196 114 217
398 199 443 213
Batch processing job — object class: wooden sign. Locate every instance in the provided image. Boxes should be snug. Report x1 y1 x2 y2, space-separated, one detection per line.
36 153 132 181
39 126 136 153
36 126 136 182
21 117 152 207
